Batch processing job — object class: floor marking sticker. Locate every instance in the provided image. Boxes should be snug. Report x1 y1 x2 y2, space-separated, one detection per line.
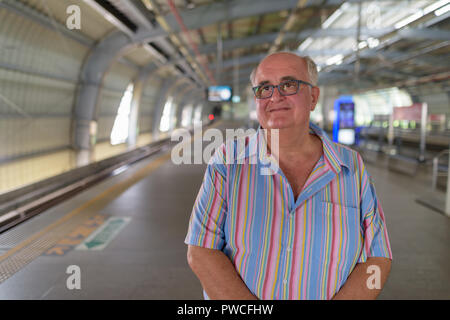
76 216 131 251
44 214 108 256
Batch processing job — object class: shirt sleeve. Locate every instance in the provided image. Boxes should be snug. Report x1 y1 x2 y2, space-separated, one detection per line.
185 149 228 250
357 154 393 263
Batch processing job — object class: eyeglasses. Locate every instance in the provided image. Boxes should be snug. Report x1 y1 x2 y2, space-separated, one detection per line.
252 79 314 99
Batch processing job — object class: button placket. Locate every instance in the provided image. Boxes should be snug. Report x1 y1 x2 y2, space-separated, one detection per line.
281 211 295 297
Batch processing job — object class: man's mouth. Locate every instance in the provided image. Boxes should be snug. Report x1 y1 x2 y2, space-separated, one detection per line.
268 107 290 113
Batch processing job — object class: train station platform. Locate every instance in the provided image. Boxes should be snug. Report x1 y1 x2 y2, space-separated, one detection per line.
0 0 449 303
0 122 449 300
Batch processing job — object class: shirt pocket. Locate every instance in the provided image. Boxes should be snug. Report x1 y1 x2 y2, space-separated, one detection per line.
315 201 361 294
319 179 359 209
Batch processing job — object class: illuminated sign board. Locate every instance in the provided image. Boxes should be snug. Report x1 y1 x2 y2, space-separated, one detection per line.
207 86 232 102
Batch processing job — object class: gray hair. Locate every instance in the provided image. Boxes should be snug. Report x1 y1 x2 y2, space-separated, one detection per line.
250 52 318 86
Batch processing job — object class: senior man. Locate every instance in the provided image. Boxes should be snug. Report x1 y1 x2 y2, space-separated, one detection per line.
185 52 392 300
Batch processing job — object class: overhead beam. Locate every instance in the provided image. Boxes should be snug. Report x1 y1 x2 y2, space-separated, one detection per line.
398 28 450 41
213 46 447 80
73 0 206 151
197 26 448 58
83 0 442 92
134 0 399 44
133 0 305 43
210 54 265 70
324 11 450 74
163 0 299 32
199 33 279 55
53 0 450 149
160 0 398 34
217 49 446 88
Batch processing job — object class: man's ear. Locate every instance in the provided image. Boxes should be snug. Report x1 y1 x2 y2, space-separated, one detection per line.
310 86 320 111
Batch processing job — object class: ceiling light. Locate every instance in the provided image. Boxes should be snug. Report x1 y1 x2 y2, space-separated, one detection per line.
326 54 344 66
435 4 450 16
423 0 449 14
367 37 380 48
394 10 424 29
322 6 344 29
358 41 367 49
141 0 154 11
298 37 313 51
321 2 350 29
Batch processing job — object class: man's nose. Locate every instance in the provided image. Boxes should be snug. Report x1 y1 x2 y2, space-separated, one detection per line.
270 86 284 102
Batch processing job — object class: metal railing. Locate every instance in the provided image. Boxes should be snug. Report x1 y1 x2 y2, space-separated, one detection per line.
432 149 449 191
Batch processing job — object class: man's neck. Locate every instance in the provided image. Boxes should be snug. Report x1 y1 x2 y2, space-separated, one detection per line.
266 124 318 162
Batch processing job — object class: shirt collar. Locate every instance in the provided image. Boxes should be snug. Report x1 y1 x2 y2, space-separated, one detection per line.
236 122 350 174
309 122 350 174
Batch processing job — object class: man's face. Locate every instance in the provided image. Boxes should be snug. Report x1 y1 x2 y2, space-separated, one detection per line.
253 53 319 130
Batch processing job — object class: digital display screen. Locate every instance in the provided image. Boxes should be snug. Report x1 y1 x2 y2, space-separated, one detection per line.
339 102 355 128
207 86 232 102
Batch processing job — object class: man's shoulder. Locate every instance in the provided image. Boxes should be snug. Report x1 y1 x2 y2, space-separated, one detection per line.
333 142 358 156
331 142 365 173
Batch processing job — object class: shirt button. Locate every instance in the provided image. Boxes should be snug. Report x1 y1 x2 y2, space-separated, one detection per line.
283 280 287 285
287 247 291 252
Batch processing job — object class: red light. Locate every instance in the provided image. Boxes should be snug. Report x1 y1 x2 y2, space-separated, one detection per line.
208 114 214 120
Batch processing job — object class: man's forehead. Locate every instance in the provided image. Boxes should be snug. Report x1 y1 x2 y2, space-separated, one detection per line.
255 54 307 83
257 75 297 85
261 52 304 63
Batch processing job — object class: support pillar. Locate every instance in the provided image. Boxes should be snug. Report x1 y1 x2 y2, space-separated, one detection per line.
419 103 428 162
446 147 450 217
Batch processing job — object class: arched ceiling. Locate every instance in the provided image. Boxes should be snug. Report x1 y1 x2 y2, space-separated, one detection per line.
2 0 449 97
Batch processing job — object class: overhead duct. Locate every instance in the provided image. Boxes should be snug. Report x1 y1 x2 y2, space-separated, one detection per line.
85 0 199 83
84 0 138 35
106 0 155 29
174 65 186 75
165 0 216 85
142 0 210 87
145 42 170 63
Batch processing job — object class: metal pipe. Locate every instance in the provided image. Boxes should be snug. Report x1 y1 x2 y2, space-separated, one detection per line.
143 0 209 86
269 0 308 54
446 149 450 217
419 103 428 162
354 1 362 79
166 0 217 85
216 22 223 85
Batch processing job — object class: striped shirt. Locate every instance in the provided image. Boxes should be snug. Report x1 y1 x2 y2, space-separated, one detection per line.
185 122 392 300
